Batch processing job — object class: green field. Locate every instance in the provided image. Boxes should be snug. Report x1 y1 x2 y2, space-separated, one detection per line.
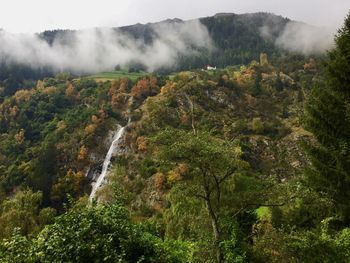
87 70 147 82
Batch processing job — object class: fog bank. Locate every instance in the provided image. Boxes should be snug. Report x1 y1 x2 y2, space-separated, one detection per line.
0 20 213 73
261 21 335 54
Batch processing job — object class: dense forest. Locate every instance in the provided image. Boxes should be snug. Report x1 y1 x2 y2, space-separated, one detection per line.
1 11 350 263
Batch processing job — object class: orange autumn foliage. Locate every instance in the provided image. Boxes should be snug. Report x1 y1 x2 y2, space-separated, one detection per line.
111 94 126 110
85 124 97 135
154 172 166 190
51 170 86 203
91 115 99 124
109 80 120 97
177 163 189 176
131 77 158 99
136 136 147 151
78 145 88 160
119 78 129 92
180 113 189 124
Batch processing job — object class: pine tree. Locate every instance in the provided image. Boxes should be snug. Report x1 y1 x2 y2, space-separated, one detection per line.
275 71 283 92
304 13 350 222
251 68 262 96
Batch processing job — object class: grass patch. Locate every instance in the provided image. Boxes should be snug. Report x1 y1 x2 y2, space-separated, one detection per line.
256 206 272 221
87 70 148 82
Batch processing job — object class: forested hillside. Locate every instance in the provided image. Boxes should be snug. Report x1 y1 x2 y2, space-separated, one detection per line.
0 48 327 261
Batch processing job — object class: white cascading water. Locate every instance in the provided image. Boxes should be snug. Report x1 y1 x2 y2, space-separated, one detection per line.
89 125 126 201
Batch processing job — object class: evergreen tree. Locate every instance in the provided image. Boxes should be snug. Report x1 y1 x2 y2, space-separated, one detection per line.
251 68 262 96
275 71 283 92
304 13 350 222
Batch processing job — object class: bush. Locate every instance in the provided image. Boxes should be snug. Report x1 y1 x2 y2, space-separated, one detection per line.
0 203 195 263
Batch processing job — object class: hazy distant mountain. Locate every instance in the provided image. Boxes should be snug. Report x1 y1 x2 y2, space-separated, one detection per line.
40 12 291 69
0 12 324 96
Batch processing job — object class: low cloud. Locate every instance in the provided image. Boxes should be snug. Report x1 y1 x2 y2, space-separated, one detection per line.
262 21 335 54
0 19 213 73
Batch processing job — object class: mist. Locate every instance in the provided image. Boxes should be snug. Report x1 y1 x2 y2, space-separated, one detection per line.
0 19 213 73
262 21 336 54
0 16 339 75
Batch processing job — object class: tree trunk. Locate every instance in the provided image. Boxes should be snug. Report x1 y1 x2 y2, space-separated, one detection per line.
205 198 222 263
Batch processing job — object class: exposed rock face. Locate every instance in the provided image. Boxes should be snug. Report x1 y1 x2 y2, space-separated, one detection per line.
86 124 130 199
280 72 295 86
244 129 312 181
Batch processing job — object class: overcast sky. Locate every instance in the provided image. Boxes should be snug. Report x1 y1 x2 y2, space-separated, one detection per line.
1 0 349 33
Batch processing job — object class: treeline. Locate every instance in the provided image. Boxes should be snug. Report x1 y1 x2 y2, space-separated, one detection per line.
0 62 54 97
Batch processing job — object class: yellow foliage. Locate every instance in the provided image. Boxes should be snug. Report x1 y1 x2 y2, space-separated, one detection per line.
14 89 33 104
260 53 269 66
78 145 88 160
56 121 67 131
14 129 25 145
85 124 97 135
207 80 216 87
91 115 99 124
222 74 229 82
65 82 78 99
251 117 264 134
36 80 45 89
167 170 182 184
42 86 57 95
240 65 247 72
160 83 177 94
178 72 190 82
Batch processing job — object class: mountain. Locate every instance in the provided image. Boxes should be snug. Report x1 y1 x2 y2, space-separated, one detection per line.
116 12 290 66
39 12 291 69
0 12 310 98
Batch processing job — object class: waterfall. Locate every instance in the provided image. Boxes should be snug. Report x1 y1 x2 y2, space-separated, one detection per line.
89 125 126 201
